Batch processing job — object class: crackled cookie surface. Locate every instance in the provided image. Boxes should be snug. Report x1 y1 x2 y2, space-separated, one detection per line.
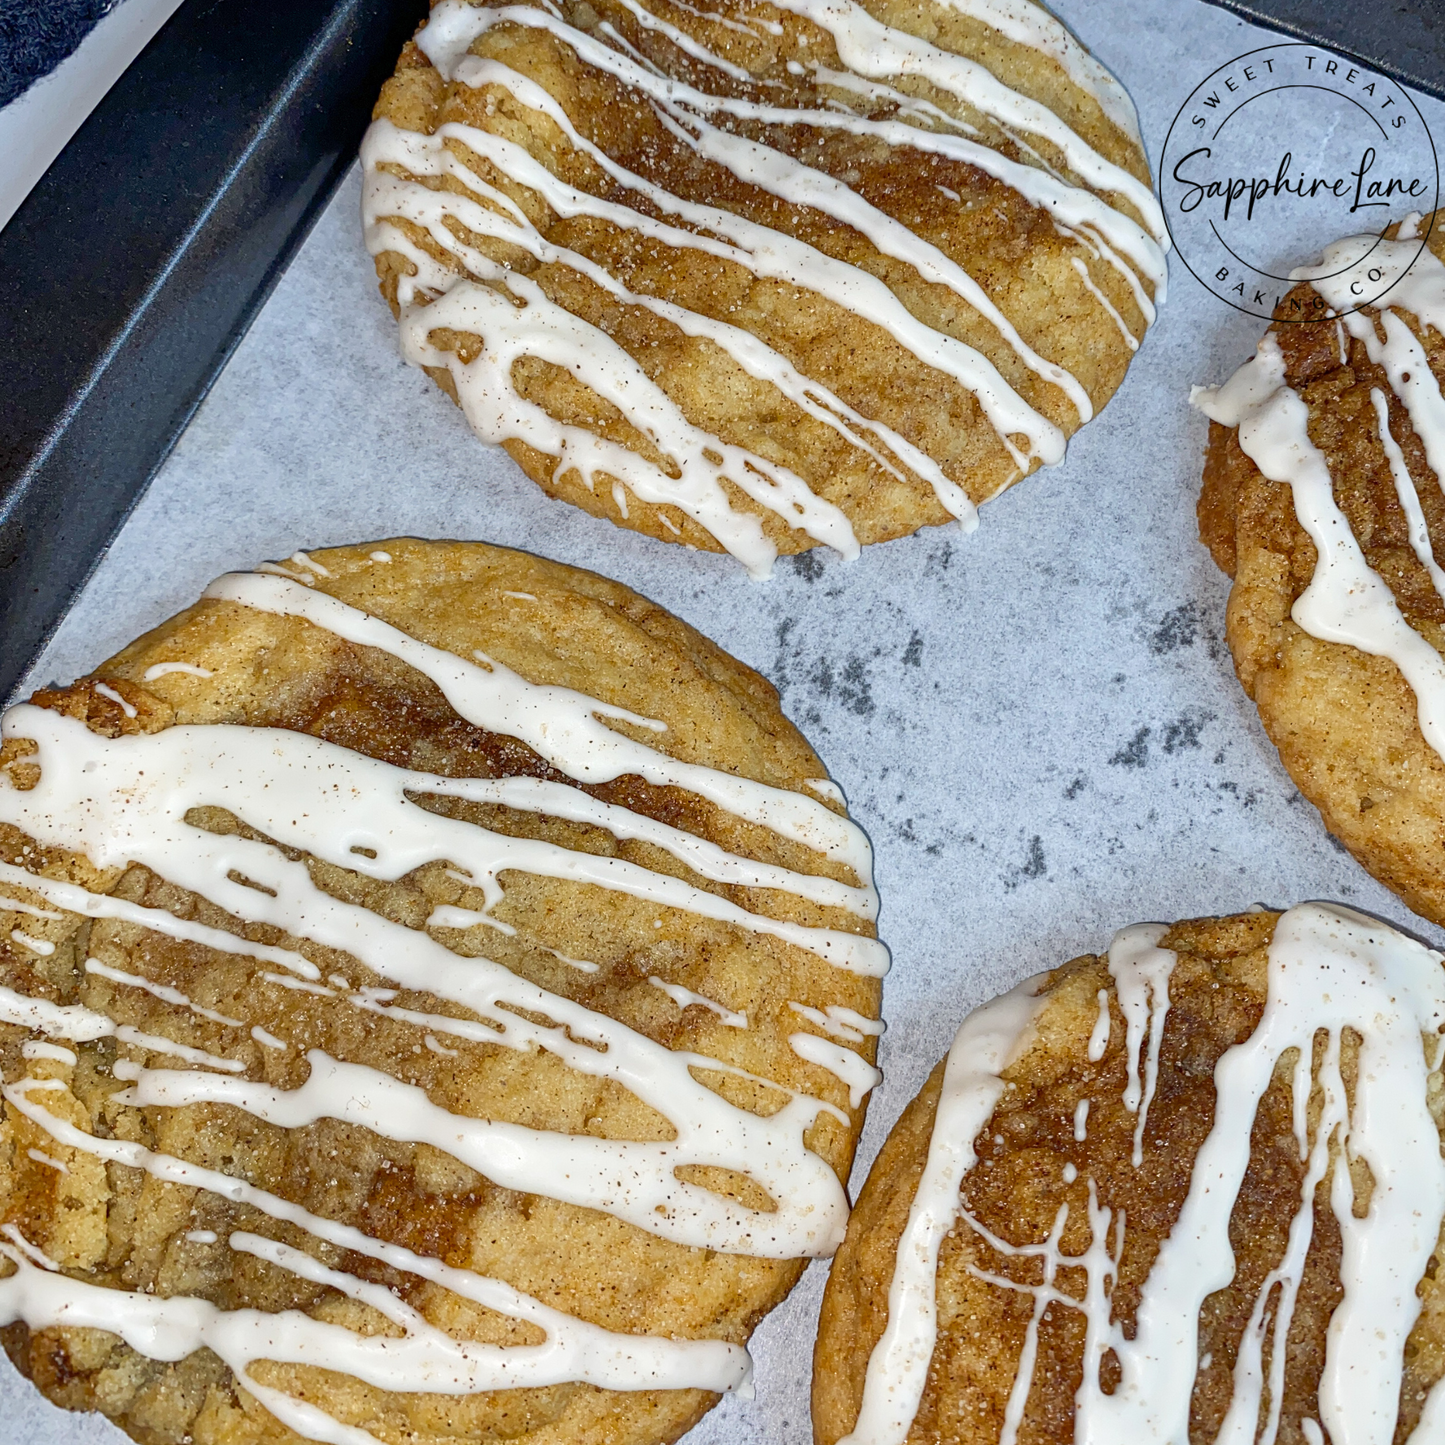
814 905 1445 1445
1196 214 1445 929
0 538 884 1445
363 0 1165 574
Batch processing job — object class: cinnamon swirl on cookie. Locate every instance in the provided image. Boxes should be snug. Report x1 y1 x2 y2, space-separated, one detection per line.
363 0 1165 574
0 539 883 1445
814 905 1445 1444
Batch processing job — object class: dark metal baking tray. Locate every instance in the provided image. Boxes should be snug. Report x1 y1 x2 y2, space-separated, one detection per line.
1202 0 1445 104
0 0 426 700
0 0 1434 700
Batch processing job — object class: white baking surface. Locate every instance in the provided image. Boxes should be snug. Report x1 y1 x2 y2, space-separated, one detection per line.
7 0 1445 1440
0 0 187 236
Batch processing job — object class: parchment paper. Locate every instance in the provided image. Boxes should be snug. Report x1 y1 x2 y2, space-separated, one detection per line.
8 1 1445 1438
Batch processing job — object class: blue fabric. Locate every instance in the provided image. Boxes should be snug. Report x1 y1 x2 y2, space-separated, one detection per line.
0 0 122 108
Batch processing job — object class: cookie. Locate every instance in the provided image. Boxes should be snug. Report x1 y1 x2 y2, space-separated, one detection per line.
0 538 885 1445
362 0 1166 576
1195 213 1445 928
814 904 1445 1444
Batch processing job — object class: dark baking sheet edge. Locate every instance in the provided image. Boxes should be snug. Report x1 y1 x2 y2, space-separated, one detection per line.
0 0 426 701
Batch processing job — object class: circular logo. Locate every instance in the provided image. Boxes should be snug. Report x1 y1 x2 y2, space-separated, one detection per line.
1161 43 1439 321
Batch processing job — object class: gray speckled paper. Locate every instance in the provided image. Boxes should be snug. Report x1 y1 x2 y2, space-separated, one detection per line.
8 1 1445 1440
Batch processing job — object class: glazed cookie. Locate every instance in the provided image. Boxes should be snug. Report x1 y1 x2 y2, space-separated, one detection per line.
0 539 886 1445
814 904 1445 1445
1196 214 1445 928
362 0 1166 575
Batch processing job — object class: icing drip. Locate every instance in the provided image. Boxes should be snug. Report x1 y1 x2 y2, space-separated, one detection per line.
0 568 882 1432
142 662 214 680
93 682 136 718
1086 985 1110 1061
1072 256 1139 352
788 999 886 1042
845 903 1445 1444
86 957 247 1028
786 1030 881 1107
839 970 1050 1444
1372 386 1445 604
0 983 244 1071
650 974 748 1026
1107 923 1174 1169
364 0 1162 570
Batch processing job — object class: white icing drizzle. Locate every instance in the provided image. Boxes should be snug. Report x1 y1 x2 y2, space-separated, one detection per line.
0 895 64 921
402 272 856 579
650 975 748 1027
432 6 1162 420
0 568 882 1431
93 683 136 719
420 0 1159 229
1072 256 1138 352
368 103 998 521
0 982 244 1072
1086 985 1110 1061
1072 1096 1088 1141
26 1149 68 1175
85 957 247 1029
1107 922 1174 1169
839 970 1049 1444
2 709 877 976
363 0 1162 570
0 710 858 1251
9 930 53 955
934 0 1142 144
1372 386 1445 603
845 903 1445 1445
142 662 214 681
1 1079 750 1401
788 999 885 1042
201 573 881 900
21 1041 75 1064
0 858 319 980
426 902 507 933
786 1030 881 1107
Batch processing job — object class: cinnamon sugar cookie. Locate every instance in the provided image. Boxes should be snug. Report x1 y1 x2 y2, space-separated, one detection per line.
1195 213 1445 928
0 538 884 1445
362 0 1165 575
814 905 1445 1445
